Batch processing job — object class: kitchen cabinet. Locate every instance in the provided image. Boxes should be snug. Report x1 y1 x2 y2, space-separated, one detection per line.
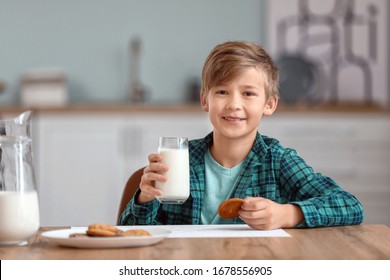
34 114 129 226
26 108 390 227
34 111 211 226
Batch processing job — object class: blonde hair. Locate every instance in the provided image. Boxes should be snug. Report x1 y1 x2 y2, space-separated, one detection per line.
201 41 279 99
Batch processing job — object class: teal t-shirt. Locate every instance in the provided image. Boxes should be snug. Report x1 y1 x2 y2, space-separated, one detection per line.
200 148 245 224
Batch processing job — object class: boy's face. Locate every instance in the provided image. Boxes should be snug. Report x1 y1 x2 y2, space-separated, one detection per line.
201 67 277 141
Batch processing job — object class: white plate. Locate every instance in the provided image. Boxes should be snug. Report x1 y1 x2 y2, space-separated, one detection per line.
41 228 171 249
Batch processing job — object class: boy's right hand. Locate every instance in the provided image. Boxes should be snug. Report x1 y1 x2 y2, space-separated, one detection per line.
137 153 168 204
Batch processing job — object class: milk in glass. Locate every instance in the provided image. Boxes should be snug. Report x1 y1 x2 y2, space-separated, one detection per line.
155 137 190 204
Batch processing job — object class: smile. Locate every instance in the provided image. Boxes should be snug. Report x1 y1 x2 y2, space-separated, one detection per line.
222 116 246 121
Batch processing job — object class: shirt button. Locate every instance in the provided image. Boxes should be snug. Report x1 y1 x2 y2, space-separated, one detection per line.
310 218 315 225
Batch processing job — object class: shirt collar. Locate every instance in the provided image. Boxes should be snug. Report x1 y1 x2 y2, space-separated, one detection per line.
190 131 269 167
247 132 270 167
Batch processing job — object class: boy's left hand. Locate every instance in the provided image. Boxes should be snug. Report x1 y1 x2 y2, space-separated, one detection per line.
239 197 303 230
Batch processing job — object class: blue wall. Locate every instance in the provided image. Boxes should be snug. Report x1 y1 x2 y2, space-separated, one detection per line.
0 0 264 105
1 0 388 106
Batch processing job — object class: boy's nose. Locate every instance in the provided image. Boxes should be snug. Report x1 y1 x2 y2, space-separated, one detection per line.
225 94 242 110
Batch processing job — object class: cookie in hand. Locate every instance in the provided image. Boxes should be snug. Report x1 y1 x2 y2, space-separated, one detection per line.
218 198 244 219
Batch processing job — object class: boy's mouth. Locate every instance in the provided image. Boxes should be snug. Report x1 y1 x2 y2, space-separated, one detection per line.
222 116 246 121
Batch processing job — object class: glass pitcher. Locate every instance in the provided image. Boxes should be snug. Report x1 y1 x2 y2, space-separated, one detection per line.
0 111 40 246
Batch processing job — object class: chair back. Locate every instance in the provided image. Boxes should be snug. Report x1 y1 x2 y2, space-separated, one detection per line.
117 167 144 224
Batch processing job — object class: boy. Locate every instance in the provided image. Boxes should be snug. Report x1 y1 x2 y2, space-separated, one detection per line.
119 41 364 229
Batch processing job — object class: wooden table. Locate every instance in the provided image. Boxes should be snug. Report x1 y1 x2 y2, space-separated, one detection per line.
1 224 390 260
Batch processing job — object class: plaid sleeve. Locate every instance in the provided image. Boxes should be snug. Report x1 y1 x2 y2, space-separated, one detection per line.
119 188 197 225
119 189 161 225
279 148 364 228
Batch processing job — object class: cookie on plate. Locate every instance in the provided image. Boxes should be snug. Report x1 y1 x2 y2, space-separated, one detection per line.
69 233 89 238
86 223 123 237
120 229 151 236
217 198 244 219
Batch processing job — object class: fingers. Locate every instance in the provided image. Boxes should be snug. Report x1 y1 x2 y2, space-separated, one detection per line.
144 162 168 175
142 162 168 189
239 197 280 230
146 153 168 174
240 213 276 230
139 171 164 197
241 197 267 211
239 198 267 222
139 182 162 197
139 154 168 200
148 153 163 163
245 221 275 231
137 173 162 204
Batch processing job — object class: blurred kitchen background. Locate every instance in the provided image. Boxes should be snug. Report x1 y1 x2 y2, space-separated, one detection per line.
0 0 267 105
1 0 389 227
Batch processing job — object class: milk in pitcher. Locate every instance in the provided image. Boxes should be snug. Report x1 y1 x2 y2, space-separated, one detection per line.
0 191 40 244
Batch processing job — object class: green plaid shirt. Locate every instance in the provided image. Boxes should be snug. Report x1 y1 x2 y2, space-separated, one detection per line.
119 132 364 227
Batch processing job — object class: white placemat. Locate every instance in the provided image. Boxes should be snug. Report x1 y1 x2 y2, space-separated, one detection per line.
72 224 290 238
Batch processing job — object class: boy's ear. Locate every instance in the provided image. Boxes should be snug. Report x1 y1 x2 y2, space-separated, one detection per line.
200 90 209 112
263 96 278 116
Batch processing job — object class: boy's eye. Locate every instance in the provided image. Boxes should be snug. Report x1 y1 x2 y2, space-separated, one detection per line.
215 90 228 95
243 91 256 96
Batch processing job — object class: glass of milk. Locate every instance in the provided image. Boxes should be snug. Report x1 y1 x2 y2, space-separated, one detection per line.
0 135 40 246
155 137 190 204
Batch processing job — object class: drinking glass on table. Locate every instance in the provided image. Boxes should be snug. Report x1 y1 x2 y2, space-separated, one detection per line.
155 136 190 204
